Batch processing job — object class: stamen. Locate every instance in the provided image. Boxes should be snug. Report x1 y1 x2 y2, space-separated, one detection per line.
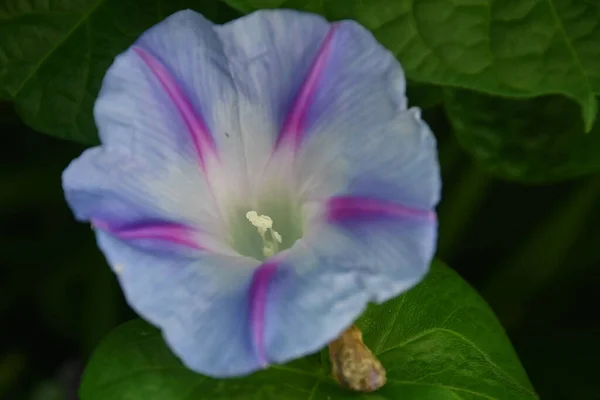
246 211 283 258
271 230 282 244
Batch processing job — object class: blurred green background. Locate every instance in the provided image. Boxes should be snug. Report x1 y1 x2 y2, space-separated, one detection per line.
2 95 599 399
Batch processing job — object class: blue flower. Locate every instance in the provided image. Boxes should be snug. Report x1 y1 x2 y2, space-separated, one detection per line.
62 9 441 378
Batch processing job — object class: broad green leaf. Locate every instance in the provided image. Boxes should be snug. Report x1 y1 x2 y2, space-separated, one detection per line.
0 0 239 143
223 0 600 131
79 262 536 400
445 89 600 182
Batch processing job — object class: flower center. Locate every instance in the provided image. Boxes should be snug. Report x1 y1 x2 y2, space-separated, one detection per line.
228 190 304 261
245 211 283 258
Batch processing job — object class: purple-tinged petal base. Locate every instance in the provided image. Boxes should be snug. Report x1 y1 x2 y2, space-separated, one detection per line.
133 46 216 171
92 219 204 250
248 260 279 367
275 24 339 149
327 196 436 223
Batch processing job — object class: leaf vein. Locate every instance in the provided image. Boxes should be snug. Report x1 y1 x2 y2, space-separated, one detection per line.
307 381 320 400
379 327 535 396
546 0 594 95
387 379 497 400
374 294 406 353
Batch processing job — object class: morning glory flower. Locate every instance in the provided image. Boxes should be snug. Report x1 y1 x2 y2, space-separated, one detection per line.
62 9 441 377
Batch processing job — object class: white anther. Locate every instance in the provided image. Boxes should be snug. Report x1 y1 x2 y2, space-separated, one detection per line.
245 211 273 233
246 210 283 258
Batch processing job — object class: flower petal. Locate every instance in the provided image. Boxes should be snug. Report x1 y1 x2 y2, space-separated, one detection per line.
226 16 440 362
215 10 417 199
64 10 264 244
258 111 440 365
217 10 406 149
95 231 264 377
93 9 259 212
213 9 334 188
260 84 440 366
299 108 441 210
62 146 226 243
247 260 279 367
130 45 215 171
261 211 436 364
95 10 224 162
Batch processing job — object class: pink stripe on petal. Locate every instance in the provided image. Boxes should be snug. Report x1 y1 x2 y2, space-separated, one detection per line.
133 46 215 170
275 24 339 149
327 196 436 223
92 219 203 250
248 260 279 367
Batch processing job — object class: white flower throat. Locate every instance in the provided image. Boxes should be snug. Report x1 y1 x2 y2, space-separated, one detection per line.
245 211 283 258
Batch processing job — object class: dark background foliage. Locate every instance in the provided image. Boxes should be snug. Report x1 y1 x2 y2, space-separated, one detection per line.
2 0 600 398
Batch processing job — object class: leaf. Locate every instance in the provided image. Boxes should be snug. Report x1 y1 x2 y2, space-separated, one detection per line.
223 0 600 131
445 89 600 182
0 0 239 144
79 261 537 400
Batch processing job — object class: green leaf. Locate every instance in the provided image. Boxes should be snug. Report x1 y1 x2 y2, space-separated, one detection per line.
0 0 239 144
223 0 600 131
445 89 600 182
80 261 536 400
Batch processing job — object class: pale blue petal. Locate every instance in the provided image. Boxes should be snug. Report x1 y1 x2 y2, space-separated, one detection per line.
96 231 263 377
260 31 440 364
214 10 332 188
215 11 408 187
93 9 255 210
221 12 441 365
299 108 440 210
263 214 436 364
95 10 222 162
62 146 225 240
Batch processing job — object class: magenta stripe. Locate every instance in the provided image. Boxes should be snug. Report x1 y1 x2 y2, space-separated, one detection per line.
327 196 436 222
133 46 215 170
275 24 339 149
248 260 279 367
92 219 202 250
